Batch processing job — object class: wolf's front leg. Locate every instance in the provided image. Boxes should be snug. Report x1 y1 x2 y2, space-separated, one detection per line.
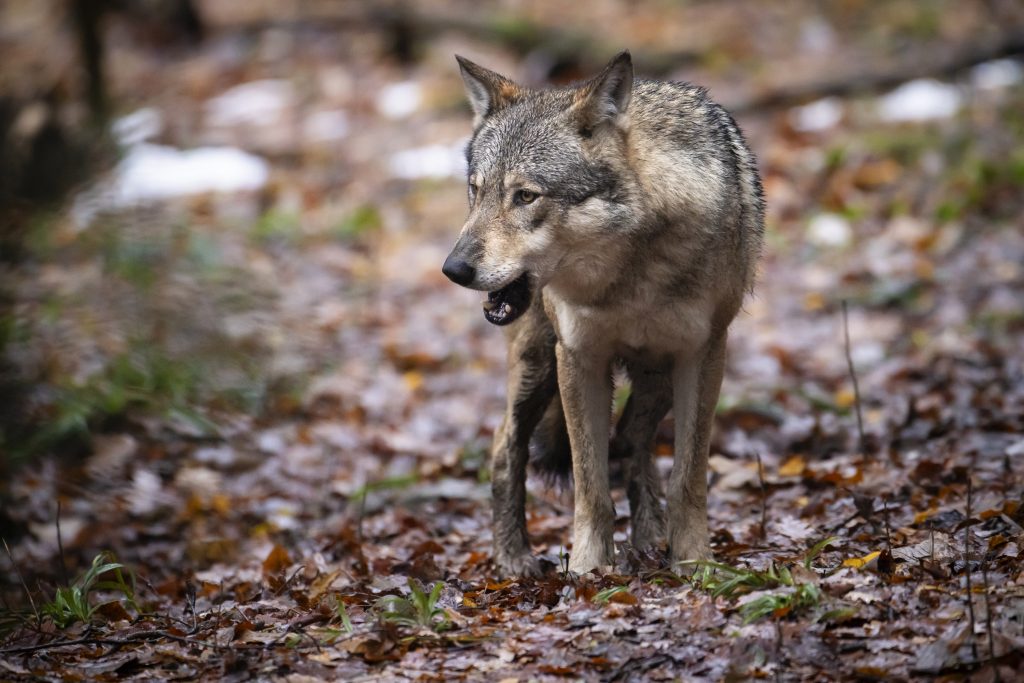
667 334 727 564
491 421 541 577
556 343 615 573
491 313 558 578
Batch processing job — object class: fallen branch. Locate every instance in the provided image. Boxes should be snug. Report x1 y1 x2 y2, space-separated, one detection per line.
731 30 1024 113
0 629 223 655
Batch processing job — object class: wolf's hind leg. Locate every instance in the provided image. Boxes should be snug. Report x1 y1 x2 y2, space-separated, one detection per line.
613 361 671 550
667 334 727 565
529 390 572 480
491 307 558 578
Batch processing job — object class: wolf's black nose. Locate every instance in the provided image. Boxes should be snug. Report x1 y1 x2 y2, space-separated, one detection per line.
442 256 475 286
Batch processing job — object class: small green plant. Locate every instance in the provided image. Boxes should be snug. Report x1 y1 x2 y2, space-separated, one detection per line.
41 552 138 628
739 581 823 623
334 595 354 634
374 579 451 632
332 204 381 242
685 537 839 624
319 595 356 643
22 347 215 456
252 209 302 245
593 586 629 604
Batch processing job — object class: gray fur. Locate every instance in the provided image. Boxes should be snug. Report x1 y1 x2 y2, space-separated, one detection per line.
444 51 764 576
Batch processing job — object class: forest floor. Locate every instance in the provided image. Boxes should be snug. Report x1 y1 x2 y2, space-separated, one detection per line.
2 1 1024 680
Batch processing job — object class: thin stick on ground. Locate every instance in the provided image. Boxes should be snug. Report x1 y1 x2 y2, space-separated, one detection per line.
756 452 768 541
2 538 39 624
965 476 979 663
882 495 894 563
841 300 866 457
981 556 1000 682
357 488 368 543
882 494 895 621
56 501 69 587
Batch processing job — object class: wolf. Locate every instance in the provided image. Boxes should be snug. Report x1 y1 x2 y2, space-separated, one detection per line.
442 51 764 576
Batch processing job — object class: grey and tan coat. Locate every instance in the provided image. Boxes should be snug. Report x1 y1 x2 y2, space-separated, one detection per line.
443 51 764 576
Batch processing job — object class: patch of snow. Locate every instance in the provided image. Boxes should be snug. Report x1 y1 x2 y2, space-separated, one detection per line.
389 142 467 179
112 107 163 146
789 97 842 132
205 79 295 128
970 58 1024 90
73 142 270 226
877 79 961 122
852 341 885 367
376 80 422 119
807 213 852 247
303 109 349 143
129 469 163 516
113 143 269 202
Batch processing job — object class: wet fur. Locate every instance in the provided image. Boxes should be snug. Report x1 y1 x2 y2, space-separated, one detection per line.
446 52 764 576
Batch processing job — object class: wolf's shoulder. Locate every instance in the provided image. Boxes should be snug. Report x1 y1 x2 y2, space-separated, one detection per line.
632 79 714 117
630 78 748 155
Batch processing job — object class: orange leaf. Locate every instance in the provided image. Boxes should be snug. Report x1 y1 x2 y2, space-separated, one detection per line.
609 590 638 605
779 455 806 477
843 551 880 569
262 544 292 575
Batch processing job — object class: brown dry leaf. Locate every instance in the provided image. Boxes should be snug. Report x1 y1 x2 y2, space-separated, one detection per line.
263 544 292 575
93 600 132 622
779 455 806 477
891 534 955 564
609 590 639 605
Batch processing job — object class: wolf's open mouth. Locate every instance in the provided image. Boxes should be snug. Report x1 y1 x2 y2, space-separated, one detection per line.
482 273 531 326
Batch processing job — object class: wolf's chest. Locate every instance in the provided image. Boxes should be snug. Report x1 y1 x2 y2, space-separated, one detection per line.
547 290 713 359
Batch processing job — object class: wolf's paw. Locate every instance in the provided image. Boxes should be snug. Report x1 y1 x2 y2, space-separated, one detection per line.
568 537 615 574
494 551 544 579
668 528 711 569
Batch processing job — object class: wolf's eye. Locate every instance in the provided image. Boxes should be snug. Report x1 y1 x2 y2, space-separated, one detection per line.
514 189 539 205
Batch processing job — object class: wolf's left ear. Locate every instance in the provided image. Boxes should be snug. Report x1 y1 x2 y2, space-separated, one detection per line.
455 55 523 127
575 50 633 130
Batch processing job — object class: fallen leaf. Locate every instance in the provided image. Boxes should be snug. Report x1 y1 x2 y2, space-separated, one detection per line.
843 551 881 570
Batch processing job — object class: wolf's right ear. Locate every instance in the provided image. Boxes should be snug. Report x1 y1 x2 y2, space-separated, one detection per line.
574 51 633 133
456 55 522 127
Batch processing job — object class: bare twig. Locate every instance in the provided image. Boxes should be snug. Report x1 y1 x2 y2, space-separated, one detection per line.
965 477 979 663
2 538 38 624
56 501 69 587
882 495 893 557
730 30 1024 114
357 489 368 543
0 629 224 655
881 494 895 621
756 452 768 540
841 301 866 457
981 556 1000 682
184 579 198 634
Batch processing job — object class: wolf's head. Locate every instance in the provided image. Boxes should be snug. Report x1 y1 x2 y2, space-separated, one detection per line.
442 51 638 325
